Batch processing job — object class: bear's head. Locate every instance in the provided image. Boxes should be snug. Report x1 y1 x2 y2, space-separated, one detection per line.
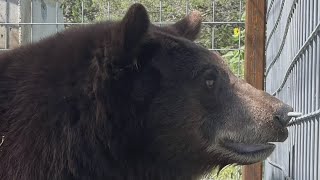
96 3 293 174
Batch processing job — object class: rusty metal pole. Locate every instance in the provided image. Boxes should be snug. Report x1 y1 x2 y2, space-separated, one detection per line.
243 0 266 179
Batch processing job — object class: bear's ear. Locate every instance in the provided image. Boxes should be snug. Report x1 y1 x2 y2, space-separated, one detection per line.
170 11 202 41
120 3 150 50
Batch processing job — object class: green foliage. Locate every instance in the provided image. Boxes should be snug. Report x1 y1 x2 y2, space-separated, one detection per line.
200 165 242 180
213 165 242 180
60 0 99 24
59 0 245 179
221 27 245 78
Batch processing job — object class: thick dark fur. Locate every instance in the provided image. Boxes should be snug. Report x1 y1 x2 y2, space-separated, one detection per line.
0 4 292 180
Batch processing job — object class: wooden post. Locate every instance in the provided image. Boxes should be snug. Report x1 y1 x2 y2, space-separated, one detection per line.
243 0 266 180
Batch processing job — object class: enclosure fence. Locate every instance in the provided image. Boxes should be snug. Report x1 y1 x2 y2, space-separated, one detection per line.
0 0 246 76
265 0 320 179
0 0 245 49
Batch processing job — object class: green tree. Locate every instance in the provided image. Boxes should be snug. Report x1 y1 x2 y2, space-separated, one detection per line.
60 0 99 24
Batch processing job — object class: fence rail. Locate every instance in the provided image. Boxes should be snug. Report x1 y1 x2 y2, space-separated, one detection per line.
265 0 320 179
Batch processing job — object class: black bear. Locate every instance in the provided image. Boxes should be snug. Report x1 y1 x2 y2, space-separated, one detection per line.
0 3 292 180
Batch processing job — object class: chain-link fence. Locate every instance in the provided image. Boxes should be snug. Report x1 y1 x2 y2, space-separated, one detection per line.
265 0 320 179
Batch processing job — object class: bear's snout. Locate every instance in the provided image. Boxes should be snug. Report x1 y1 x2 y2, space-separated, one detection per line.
273 104 294 127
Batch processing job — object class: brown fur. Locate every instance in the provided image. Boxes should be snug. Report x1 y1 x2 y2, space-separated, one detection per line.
0 4 292 180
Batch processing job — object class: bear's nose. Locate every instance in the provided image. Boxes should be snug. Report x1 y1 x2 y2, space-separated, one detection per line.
274 105 294 127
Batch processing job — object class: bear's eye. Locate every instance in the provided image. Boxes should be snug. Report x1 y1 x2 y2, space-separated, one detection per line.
206 80 215 89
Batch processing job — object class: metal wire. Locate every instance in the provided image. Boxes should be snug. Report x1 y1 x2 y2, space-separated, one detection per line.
265 0 320 179
265 0 286 48
266 157 290 178
266 0 276 20
272 22 320 96
265 0 298 76
0 21 245 26
289 109 320 125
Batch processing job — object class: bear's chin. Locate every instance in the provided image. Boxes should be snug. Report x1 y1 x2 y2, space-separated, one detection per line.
222 141 276 164
203 118 289 164
206 141 277 165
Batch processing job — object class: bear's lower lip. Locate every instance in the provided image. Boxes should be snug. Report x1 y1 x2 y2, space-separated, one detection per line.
223 142 276 154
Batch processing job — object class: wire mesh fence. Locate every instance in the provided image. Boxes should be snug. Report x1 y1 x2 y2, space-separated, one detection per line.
265 0 320 179
0 0 245 77
0 0 245 179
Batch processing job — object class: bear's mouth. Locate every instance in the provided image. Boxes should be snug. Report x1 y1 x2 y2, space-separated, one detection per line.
222 141 275 154
205 140 280 164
